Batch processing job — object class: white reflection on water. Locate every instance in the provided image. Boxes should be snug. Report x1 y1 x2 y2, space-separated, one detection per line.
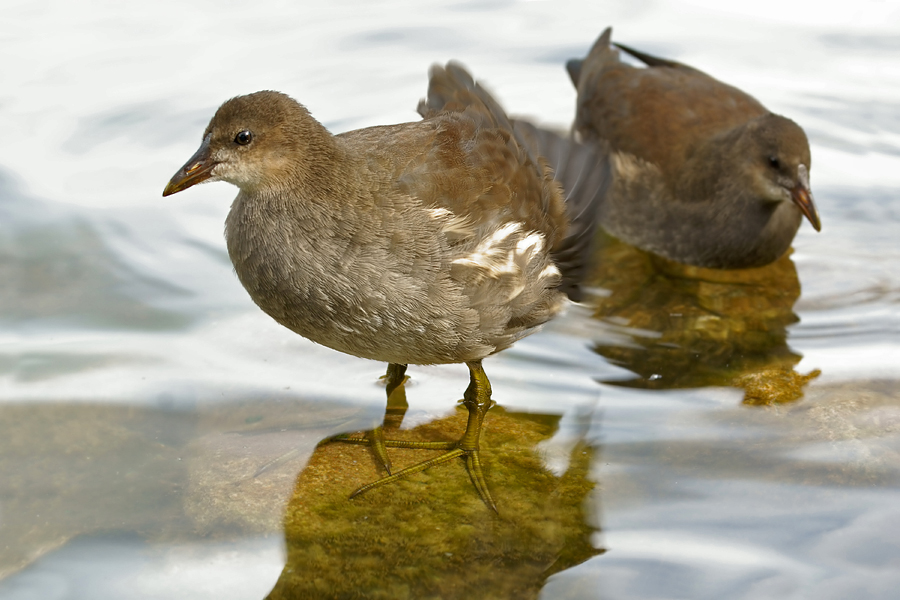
0 536 283 600
2 0 900 598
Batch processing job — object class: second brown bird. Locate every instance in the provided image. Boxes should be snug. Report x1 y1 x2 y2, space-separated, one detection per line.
567 27 821 269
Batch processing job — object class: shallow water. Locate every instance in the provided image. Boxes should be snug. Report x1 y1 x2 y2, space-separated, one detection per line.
2 1 899 598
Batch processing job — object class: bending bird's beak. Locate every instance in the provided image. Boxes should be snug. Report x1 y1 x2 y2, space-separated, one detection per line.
791 185 821 232
792 164 821 232
163 136 216 197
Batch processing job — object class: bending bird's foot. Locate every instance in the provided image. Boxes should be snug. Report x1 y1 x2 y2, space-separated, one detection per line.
331 363 410 474
348 360 498 512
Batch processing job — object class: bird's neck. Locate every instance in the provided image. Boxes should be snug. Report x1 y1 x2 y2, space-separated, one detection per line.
259 121 350 206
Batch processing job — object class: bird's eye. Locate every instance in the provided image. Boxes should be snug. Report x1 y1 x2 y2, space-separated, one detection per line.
768 156 781 169
234 130 253 146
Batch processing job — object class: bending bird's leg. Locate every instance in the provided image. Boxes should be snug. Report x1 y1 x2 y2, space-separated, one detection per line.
349 360 498 512
333 363 409 474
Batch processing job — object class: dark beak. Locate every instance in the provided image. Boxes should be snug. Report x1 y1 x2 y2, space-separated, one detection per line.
162 136 217 197
791 185 821 232
791 164 821 232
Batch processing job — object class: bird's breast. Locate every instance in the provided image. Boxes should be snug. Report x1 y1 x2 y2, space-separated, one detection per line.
223 195 490 364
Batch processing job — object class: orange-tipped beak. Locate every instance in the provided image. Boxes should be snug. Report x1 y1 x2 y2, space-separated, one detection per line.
163 136 216 197
791 164 821 232
791 184 821 232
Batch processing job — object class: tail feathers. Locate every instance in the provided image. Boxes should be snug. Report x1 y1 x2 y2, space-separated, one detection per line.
565 59 584 87
567 26 616 87
418 61 514 133
589 26 614 58
569 26 698 90
513 120 611 302
418 61 551 187
613 41 686 69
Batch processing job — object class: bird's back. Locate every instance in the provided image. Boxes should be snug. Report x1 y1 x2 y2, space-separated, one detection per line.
220 63 605 365
280 63 590 363
570 28 767 185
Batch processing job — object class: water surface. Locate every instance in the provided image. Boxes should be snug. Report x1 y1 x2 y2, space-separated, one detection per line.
2 1 899 598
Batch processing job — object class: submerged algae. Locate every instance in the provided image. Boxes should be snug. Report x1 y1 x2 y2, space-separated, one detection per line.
266 406 601 600
587 233 819 404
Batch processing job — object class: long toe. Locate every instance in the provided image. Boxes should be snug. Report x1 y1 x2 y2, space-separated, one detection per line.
348 447 465 500
348 446 497 513
348 360 498 511
331 426 394 474
465 450 497 512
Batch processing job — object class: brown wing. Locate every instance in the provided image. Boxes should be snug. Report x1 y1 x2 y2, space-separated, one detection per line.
411 63 610 302
412 62 568 250
571 27 768 185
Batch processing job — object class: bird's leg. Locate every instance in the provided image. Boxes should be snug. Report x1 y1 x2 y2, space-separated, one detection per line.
368 363 410 473
382 363 410 428
349 360 498 512
457 360 495 508
384 363 409 395
333 363 408 474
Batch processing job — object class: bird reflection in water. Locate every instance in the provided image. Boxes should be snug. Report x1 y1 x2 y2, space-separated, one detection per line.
587 232 820 405
264 381 601 599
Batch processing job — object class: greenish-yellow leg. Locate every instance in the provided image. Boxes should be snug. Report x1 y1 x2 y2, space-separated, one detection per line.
349 360 498 512
336 363 409 474
370 363 410 473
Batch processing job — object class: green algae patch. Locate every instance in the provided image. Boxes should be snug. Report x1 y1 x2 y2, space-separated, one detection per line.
736 367 822 406
587 233 818 405
266 406 601 599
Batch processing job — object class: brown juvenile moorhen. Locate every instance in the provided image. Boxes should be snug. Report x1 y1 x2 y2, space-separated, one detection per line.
566 27 821 269
163 63 608 510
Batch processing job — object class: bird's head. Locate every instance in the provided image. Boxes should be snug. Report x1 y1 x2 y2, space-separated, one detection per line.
740 114 821 232
163 91 320 197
